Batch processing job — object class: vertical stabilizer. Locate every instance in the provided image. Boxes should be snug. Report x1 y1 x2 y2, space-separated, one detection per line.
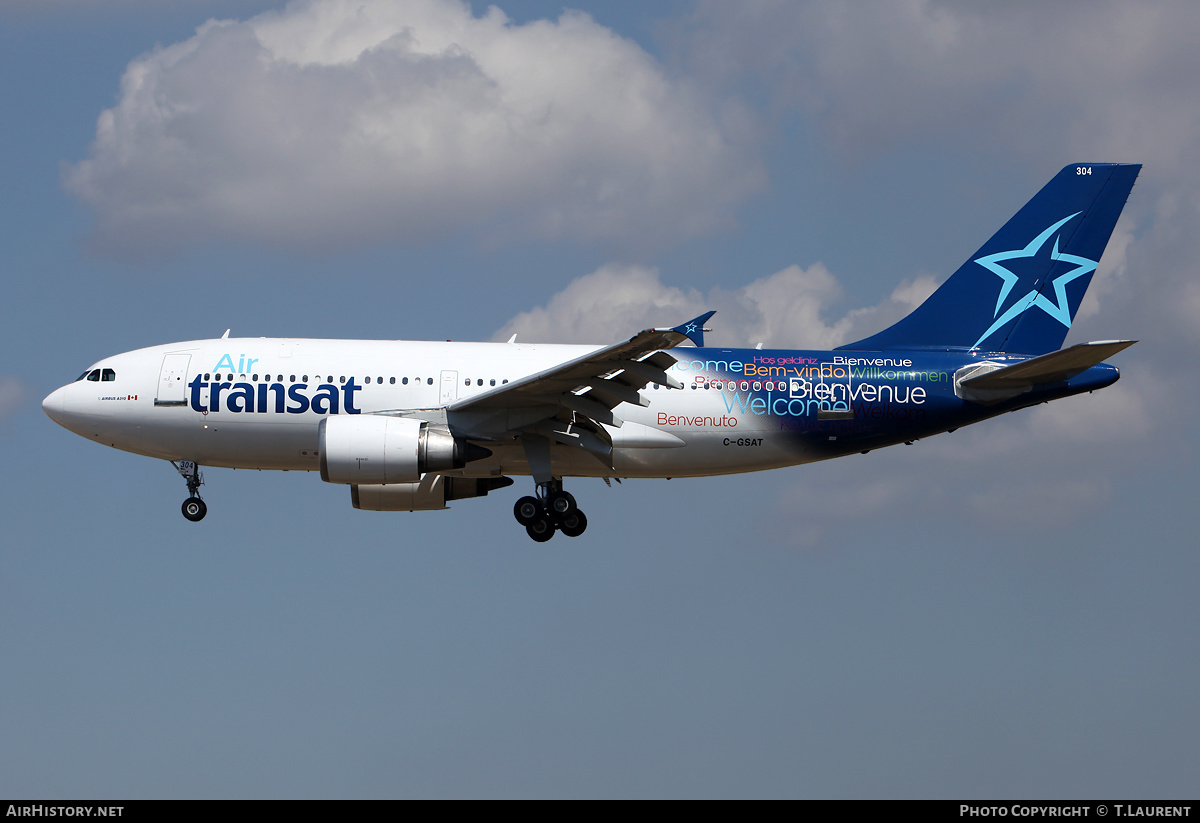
839 163 1140 354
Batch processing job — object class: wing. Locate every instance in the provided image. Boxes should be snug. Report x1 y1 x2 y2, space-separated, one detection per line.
445 311 714 477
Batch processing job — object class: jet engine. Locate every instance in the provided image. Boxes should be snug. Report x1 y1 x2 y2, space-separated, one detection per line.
319 415 489 485
352 475 514 511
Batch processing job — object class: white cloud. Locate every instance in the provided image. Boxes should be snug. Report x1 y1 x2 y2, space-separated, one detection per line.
495 262 937 350
492 264 705 345
65 0 763 256
687 1 1200 168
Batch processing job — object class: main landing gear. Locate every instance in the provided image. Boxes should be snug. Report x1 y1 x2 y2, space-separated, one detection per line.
173 461 207 522
513 480 588 542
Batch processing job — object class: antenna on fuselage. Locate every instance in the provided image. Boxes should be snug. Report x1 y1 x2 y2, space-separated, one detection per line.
221 329 230 339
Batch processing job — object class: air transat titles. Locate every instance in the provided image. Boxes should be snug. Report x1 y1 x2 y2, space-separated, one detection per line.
188 374 362 415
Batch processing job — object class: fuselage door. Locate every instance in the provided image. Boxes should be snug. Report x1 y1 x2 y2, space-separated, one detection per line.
440 370 458 405
155 353 192 406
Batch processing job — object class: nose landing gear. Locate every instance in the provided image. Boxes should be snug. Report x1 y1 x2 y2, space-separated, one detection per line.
173 460 207 522
182 497 207 522
513 480 587 542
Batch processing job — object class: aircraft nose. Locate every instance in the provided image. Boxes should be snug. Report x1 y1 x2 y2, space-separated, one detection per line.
42 386 66 426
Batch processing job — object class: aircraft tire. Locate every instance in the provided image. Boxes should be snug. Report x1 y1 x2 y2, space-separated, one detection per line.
547 490 577 518
514 496 542 526
182 498 207 522
526 517 555 543
559 510 587 538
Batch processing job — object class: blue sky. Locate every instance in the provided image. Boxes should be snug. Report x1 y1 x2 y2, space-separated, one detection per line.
2 0 1198 798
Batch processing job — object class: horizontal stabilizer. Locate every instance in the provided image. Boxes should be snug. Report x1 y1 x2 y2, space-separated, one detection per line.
960 340 1136 391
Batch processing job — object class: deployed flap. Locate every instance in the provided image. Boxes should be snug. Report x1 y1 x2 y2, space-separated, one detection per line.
446 312 715 451
449 312 715 416
960 340 1135 390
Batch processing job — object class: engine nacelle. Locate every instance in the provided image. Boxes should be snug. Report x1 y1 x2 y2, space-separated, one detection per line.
319 415 486 485
351 475 514 511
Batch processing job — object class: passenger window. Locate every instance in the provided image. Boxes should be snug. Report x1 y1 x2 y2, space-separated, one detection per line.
427 378 433 385
87 369 101 382
340 376 346 384
464 378 470 386
490 379 495 386
402 377 408 385
390 377 395 384
477 379 483 386
290 375 296 382
365 376 371 384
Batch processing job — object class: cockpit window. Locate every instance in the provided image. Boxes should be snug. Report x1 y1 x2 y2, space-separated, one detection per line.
77 371 91 382
86 369 101 382
101 368 116 382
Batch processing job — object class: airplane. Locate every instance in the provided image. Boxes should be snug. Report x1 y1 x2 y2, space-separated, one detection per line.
44 162 1140 542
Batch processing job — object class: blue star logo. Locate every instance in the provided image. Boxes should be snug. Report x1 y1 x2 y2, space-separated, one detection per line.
971 212 1097 350
685 323 698 335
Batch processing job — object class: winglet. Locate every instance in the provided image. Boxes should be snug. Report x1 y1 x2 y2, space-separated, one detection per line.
668 311 716 347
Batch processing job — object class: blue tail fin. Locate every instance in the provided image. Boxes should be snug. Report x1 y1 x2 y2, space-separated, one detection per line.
838 163 1141 354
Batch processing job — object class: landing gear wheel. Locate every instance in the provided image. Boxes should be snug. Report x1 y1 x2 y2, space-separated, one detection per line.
559 509 588 538
514 496 542 526
182 498 207 522
173 462 206 521
547 490 577 519
526 517 556 542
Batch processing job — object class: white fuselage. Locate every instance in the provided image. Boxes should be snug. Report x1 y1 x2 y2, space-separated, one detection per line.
43 337 817 480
